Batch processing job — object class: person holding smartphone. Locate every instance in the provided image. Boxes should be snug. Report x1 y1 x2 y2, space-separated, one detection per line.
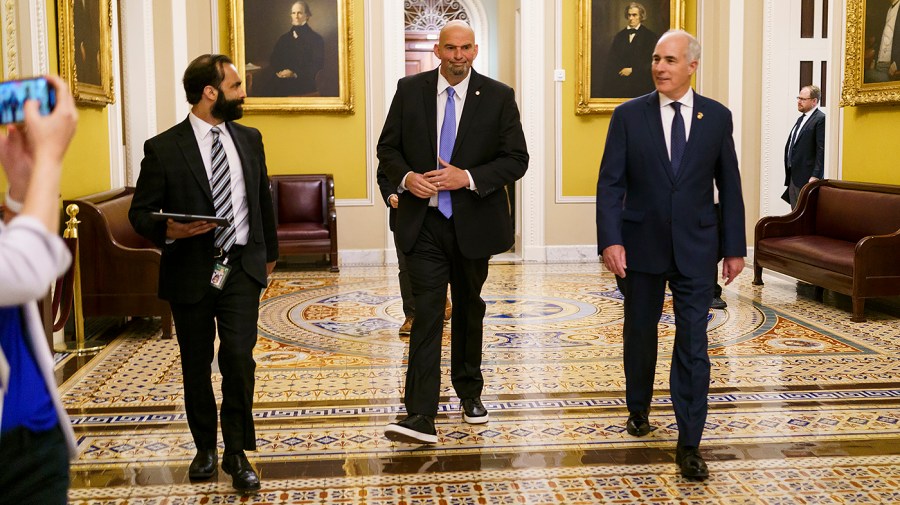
0 75 79 505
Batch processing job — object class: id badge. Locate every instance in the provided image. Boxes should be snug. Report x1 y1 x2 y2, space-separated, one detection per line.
210 261 232 289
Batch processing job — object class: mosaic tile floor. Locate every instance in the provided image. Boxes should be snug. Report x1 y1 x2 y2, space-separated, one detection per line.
58 263 900 504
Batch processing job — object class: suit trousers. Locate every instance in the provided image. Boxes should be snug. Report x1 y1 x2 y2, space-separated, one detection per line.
170 252 262 453
621 262 714 448
394 231 415 318
0 425 68 505
404 209 489 417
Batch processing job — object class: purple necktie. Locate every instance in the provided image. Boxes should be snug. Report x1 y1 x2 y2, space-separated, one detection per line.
437 87 455 218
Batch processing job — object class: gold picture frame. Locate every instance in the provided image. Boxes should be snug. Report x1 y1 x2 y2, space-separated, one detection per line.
577 0 684 114
229 0 354 114
58 0 115 106
840 0 900 107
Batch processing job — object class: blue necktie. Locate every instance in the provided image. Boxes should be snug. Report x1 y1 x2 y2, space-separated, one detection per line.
670 101 686 176
437 87 455 218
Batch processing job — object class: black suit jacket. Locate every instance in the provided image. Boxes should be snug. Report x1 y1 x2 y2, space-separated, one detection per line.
129 118 279 304
596 91 746 278
783 107 825 189
376 163 399 231
377 68 529 259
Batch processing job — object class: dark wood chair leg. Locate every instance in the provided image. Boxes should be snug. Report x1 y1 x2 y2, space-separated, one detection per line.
161 312 173 339
329 252 339 272
851 297 866 322
752 264 764 285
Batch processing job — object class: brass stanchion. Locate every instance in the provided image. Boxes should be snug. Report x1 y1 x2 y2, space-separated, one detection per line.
55 204 105 354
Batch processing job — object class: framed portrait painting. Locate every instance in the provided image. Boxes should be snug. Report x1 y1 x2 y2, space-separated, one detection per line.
58 0 115 105
840 0 900 106
577 0 684 114
229 0 354 114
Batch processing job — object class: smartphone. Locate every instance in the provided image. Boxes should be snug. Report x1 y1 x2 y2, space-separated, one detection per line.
0 76 56 125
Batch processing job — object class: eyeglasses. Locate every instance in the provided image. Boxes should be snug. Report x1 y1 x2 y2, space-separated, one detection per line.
796 97 815 101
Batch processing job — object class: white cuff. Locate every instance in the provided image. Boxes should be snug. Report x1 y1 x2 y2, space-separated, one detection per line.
4 189 24 213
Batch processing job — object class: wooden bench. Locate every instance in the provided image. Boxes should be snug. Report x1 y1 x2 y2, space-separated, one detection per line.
753 179 900 322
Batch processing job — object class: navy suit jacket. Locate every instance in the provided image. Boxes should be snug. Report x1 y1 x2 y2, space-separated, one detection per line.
377 68 529 259
783 107 825 188
129 118 279 304
596 91 746 278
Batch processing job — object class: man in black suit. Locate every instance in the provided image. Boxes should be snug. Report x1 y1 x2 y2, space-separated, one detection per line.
600 2 658 98
783 85 825 208
129 54 278 493
596 30 746 479
378 20 529 444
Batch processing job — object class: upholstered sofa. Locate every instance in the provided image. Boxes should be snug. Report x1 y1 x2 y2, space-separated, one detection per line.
753 179 900 322
64 187 172 338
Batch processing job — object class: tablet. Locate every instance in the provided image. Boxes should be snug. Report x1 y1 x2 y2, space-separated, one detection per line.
149 212 230 226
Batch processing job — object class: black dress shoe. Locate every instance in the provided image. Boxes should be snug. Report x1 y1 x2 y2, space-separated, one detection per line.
710 296 728 310
676 445 710 480
188 448 217 480
625 410 652 437
222 452 261 493
460 397 489 424
385 414 438 444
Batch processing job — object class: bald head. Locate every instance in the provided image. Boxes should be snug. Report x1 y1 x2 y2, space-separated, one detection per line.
439 20 475 44
434 20 478 85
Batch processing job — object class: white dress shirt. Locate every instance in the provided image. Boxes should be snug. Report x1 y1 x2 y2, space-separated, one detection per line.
188 113 249 246
658 88 694 161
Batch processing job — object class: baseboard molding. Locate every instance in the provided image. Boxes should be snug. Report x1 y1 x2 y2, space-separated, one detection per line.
339 245 757 268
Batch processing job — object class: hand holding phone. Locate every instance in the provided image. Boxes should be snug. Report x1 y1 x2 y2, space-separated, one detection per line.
0 75 77 231
0 76 56 126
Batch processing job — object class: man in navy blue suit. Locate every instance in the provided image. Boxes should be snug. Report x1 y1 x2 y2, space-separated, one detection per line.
596 30 746 480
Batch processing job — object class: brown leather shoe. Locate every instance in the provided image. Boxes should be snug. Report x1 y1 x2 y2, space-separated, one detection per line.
444 296 452 321
399 317 413 336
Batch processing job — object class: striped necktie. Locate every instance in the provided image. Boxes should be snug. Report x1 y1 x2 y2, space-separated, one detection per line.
437 86 455 218
210 126 236 252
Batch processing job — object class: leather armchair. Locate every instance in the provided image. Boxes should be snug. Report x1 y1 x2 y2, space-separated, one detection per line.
269 174 339 272
64 187 172 338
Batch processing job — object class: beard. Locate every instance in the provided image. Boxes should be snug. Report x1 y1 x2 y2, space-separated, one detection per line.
212 90 244 121
445 61 470 77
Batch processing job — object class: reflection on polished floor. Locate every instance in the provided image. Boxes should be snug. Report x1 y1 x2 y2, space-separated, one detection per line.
61 263 900 504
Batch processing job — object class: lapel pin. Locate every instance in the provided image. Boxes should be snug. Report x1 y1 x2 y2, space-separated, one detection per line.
696 112 703 120
475 90 480 96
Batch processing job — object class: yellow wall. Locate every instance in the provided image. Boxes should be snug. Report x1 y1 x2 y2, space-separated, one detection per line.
560 1 697 198
217 0 368 200
51 0 113 199
841 106 900 185
1 1 112 199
